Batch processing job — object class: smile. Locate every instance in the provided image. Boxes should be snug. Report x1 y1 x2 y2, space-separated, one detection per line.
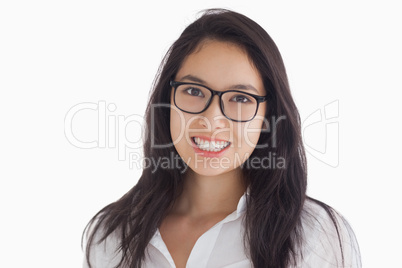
191 137 231 152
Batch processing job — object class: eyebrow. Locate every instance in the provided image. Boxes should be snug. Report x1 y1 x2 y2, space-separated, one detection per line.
179 74 260 94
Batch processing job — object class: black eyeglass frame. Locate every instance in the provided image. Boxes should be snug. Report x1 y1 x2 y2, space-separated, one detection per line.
170 80 267 122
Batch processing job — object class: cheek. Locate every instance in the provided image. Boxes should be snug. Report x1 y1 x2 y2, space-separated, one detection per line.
170 108 183 143
170 91 179 139
246 104 266 144
170 108 194 150
237 118 264 149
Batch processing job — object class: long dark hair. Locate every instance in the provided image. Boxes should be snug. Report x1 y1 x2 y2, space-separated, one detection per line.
83 9 353 267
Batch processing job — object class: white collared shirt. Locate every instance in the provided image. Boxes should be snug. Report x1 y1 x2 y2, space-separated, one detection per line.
83 193 361 267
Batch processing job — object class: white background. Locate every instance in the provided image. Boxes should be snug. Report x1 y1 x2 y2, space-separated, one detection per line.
1 1 401 267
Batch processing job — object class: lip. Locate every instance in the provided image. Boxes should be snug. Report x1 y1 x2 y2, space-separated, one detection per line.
190 135 231 158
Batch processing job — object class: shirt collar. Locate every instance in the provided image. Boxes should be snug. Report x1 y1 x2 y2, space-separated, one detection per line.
235 190 248 217
151 190 249 240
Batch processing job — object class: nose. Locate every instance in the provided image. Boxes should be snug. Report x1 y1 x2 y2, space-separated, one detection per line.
198 95 228 129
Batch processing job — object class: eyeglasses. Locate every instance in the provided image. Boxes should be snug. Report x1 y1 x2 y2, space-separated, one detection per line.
170 81 267 122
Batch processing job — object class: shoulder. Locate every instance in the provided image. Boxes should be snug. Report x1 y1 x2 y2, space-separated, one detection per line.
296 198 362 268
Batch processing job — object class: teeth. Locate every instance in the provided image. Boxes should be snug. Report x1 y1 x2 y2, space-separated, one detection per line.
193 137 230 152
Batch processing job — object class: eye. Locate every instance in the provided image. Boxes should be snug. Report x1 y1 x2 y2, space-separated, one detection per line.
185 87 204 97
230 94 252 103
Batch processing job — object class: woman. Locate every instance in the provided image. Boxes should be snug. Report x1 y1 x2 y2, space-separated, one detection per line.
83 9 361 268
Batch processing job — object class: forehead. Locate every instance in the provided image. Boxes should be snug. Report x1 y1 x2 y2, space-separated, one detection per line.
175 40 265 95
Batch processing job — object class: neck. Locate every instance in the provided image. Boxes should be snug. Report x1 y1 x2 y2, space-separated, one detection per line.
173 168 246 218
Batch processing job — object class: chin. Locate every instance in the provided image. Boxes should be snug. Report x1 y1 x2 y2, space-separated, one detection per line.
187 161 239 177
190 169 230 178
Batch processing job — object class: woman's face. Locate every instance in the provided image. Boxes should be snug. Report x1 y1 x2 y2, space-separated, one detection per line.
170 40 266 177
